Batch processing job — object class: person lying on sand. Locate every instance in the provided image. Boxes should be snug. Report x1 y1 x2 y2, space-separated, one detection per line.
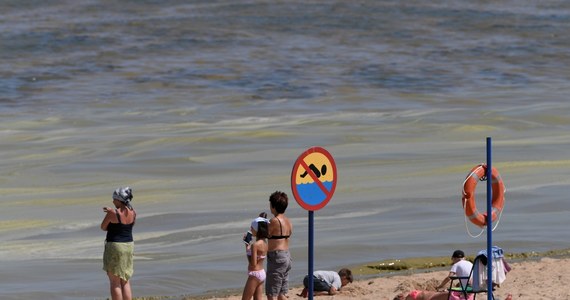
393 291 513 300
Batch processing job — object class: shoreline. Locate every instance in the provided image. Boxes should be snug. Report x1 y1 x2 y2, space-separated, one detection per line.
132 248 570 300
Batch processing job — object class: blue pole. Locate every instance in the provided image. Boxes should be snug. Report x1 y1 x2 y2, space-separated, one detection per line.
308 210 314 300
486 137 493 300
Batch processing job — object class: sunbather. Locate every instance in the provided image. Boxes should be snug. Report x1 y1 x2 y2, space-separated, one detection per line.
393 291 512 300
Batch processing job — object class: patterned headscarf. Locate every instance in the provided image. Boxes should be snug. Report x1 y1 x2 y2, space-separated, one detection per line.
113 187 133 210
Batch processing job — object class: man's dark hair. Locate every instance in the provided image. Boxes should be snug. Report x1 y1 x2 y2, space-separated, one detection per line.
452 250 465 258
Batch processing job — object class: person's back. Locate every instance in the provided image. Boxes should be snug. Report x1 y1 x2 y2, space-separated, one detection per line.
105 208 136 242
101 187 136 300
298 268 352 297
313 271 342 290
266 191 293 300
268 214 292 251
436 250 473 292
451 259 473 287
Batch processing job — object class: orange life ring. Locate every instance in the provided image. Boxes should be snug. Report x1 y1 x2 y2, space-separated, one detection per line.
462 164 505 228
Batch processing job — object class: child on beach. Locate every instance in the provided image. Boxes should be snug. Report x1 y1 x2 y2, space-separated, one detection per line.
241 212 270 300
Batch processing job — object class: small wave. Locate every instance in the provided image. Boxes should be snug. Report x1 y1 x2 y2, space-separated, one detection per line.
0 238 103 261
499 160 570 170
452 124 497 133
54 221 98 232
288 207 397 224
0 219 55 232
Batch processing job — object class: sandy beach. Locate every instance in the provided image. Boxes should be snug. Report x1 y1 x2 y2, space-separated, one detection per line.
182 257 569 300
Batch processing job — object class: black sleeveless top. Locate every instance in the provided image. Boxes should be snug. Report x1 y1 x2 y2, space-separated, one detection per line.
105 209 135 243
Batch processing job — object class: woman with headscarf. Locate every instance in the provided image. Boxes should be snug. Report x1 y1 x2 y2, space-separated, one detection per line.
101 187 136 300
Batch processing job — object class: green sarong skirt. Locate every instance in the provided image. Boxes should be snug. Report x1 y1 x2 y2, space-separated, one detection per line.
103 241 134 281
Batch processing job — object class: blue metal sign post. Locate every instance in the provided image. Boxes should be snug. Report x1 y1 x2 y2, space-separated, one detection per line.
308 211 314 300
486 137 493 300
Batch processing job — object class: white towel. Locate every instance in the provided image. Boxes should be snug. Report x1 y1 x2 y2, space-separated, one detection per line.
473 257 507 291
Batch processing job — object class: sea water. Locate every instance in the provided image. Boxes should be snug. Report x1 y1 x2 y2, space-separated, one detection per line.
1 1 570 299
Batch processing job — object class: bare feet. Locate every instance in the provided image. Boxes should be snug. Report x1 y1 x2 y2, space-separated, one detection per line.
505 294 512 300
296 288 308 298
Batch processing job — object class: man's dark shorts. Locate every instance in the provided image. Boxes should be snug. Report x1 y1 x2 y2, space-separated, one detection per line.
303 275 330 292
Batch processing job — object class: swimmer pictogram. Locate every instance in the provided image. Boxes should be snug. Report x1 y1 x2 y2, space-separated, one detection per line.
299 164 327 178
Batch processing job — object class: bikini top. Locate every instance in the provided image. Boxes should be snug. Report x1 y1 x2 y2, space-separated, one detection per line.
246 249 267 260
268 217 290 240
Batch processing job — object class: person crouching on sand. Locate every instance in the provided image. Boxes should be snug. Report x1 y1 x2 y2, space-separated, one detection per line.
297 268 353 297
101 187 136 300
242 212 270 300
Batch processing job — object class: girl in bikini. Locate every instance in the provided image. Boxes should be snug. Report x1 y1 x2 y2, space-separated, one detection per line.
242 212 270 300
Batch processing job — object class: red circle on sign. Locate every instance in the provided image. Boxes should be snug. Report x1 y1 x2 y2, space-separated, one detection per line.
290 146 337 211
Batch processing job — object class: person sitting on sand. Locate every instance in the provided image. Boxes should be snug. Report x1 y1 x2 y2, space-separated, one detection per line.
394 291 512 300
297 268 353 297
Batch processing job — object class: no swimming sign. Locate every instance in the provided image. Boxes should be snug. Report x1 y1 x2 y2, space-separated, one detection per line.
291 146 337 211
